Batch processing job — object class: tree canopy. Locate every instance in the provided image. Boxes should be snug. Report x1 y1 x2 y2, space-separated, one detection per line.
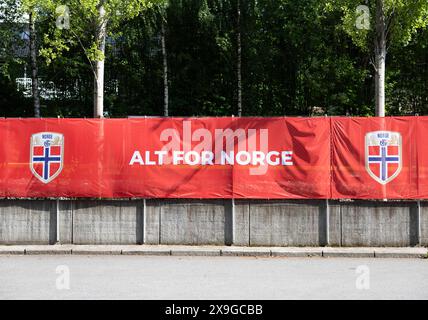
1 0 427 117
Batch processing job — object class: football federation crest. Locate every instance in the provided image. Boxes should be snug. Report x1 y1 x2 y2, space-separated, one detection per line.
30 132 64 183
365 131 402 185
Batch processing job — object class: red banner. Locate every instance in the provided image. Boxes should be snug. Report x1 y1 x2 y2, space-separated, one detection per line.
414 117 428 199
331 117 418 199
0 117 426 199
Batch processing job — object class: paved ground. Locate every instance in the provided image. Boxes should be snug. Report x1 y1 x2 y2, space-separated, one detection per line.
0 255 427 299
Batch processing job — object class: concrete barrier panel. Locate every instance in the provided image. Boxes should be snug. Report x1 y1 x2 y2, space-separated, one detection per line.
0 200 56 244
340 201 418 247
249 200 324 246
159 200 229 245
234 201 250 246
58 200 73 244
72 200 143 244
145 200 161 244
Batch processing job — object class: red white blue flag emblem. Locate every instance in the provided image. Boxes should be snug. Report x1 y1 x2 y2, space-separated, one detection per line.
365 131 402 185
30 132 64 184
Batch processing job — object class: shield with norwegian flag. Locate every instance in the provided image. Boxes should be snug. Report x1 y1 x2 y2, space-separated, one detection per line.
365 131 402 185
30 132 64 184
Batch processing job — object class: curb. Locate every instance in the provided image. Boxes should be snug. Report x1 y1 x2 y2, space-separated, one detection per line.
0 245 426 259
171 248 220 256
122 248 172 256
271 247 323 257
322 248 375 258
221 247 271 257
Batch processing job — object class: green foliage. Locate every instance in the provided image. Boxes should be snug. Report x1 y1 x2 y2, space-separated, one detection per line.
36 0 164 66
0 0 427 117
386 29 428 114
0 0 26 79
0 73 32 117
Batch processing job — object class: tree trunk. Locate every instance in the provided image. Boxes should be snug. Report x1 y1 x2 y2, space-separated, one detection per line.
374 0 386 117
94 4 107 118
29 11 40 118
236 0 242 117
161 19 169 117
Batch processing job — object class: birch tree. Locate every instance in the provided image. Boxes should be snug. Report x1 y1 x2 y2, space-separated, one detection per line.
326 0 428 116
39 0 163 117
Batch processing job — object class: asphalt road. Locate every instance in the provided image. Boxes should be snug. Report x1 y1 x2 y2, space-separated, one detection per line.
0 255 427 300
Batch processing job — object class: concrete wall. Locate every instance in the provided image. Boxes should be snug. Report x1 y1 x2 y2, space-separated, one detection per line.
71 200 144 245
0 200 57 244
337 201 419 247
0 199 426 246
